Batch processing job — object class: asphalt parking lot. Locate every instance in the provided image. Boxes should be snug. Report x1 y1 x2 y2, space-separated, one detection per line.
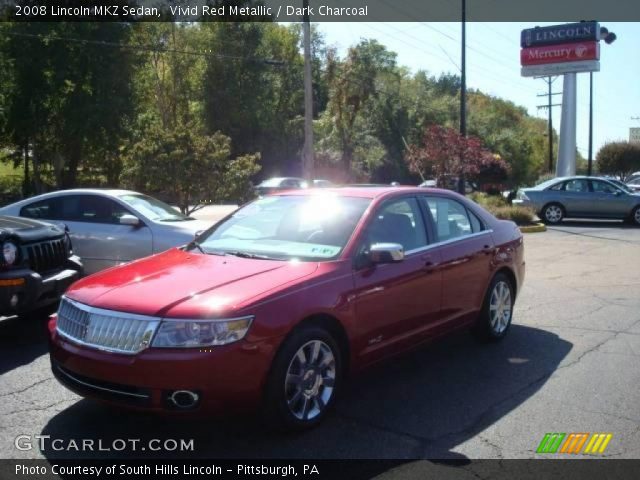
1 220 639 462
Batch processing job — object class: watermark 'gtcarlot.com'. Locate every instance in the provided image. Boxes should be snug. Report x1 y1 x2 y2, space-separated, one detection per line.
15 435 194 452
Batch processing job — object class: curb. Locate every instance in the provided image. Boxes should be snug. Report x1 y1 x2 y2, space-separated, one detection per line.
519 223 547 233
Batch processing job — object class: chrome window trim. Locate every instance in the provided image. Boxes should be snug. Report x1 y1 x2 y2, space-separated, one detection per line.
55 365 149 399
404 229 494 256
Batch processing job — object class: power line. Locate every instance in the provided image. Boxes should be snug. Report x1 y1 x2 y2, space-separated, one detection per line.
3 31 286 65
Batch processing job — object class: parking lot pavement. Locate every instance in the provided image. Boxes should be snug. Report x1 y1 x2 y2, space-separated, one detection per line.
1 220 639 461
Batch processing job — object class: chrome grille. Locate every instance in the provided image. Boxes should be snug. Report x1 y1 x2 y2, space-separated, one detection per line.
56 298 161 354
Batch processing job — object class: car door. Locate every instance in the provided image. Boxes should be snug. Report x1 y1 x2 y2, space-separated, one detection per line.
20 194 152 274
419 195 494 331
589 180 632 218
560 178 592 216
352 196 442 364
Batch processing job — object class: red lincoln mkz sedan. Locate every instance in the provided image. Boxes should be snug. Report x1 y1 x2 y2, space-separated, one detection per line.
49 187 525 430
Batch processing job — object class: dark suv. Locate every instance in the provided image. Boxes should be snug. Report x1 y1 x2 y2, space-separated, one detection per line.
1 215 82 316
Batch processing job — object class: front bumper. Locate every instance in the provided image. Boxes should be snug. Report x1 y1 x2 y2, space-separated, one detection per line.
49 325 281 414
0 256 83 315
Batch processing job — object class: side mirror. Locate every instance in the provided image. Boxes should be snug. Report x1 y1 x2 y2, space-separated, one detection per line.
369 243 405 264
119 214 140 227
614 190 623 196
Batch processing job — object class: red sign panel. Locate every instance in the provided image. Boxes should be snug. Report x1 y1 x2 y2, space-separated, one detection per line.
520 41 599 66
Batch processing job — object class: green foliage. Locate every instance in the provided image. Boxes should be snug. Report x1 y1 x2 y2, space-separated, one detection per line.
0 22 562 196
534 172 557 186
596 141 640 180
487 205 536 225
467 192 508 209
122 125 260 215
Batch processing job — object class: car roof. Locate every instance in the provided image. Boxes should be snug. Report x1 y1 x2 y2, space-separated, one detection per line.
1 189 142 208
271 186 447 199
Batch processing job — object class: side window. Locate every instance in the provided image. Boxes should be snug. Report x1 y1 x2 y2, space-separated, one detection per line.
591 180 618 194
548 182 564 191
363 197 427 251
422 196 473 241
75 196 131 224
564 179 589 192
468 209 484 233
20 198 62 219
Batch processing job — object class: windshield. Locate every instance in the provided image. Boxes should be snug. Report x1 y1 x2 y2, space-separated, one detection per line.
192 195 371 261
607 179 632 194
259 178 286 187
118 194 193 222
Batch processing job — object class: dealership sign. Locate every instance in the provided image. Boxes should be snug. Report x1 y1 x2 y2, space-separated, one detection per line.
520 22 601 76
521 42 599 66
521 22 600 48
521 60 600 77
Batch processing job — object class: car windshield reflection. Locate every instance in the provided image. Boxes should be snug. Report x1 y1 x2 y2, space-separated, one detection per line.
119 194 194 222
192 194 371 261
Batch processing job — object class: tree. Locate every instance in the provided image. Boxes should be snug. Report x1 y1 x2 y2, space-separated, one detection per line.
405 125 508 188
596 142 640 180
0 22 137 190
122 125 260 215
324 39 397 180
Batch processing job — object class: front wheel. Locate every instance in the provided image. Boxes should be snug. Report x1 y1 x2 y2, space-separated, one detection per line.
631 206 640 226
473 273 515 342
263 326 342 431
541 203 564 224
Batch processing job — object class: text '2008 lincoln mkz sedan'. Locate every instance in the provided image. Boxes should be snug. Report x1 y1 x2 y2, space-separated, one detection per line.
49 187 525 430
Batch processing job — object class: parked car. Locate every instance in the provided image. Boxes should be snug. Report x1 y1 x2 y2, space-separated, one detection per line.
0 190 211 274
626 177 640 193
312 179 334 188
1 215 82 316
49 186 524 430
513 176 640 225
254 177 308 196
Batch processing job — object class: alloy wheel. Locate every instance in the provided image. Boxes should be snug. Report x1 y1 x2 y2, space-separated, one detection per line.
634 208 640 225
544 205 563 223
489 281 512 334
285 340 336 421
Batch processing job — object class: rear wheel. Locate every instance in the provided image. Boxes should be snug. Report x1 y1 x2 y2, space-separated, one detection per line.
263 326 342 431
541 203 564 224
473 273 514 342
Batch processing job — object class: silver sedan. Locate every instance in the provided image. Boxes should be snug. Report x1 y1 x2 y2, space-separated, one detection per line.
0 189 212 274
513 176 640 225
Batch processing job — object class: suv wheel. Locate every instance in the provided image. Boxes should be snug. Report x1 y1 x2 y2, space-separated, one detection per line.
631 206 640 226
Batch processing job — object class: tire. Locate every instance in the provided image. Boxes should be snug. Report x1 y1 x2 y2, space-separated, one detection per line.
473 273 515 343
541 203 564 224
631 206 640 226
263 325 342 431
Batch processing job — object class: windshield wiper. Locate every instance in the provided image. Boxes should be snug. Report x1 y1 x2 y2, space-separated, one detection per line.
186 239 206 254
225 251 278 260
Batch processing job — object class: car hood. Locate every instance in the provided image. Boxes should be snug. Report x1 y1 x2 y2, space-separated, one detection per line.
66 248 319 318
155 219 214 234
0 215 65 242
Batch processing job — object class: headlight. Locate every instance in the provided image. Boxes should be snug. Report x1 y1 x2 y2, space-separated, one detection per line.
2 241 18 266
151 316 253 348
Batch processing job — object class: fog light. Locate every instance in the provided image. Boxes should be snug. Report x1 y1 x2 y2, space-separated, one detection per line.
10 294 19 308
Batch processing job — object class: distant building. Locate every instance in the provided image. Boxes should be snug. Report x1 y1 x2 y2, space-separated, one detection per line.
630 128 640 144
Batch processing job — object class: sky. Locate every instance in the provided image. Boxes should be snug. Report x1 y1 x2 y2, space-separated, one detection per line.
316 22 640 159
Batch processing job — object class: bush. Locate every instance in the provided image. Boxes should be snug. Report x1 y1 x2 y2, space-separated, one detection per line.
467 191 508 209
487 205 536 225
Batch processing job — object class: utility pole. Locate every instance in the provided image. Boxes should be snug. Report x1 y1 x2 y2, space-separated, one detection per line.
302 0 314 181
536 77 561 173
458 0 466 195
588 72 594 175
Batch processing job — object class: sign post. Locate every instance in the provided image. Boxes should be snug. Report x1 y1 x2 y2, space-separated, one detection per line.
520 22 602 178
